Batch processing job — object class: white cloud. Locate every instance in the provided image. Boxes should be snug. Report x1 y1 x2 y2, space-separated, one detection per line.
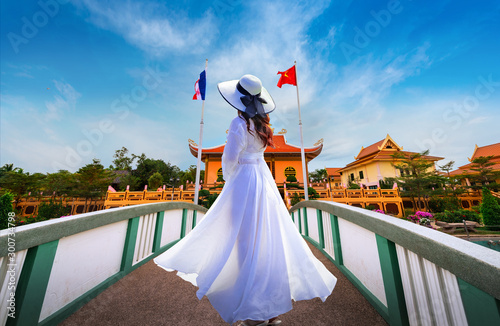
74 0 216 56
44 80 81 121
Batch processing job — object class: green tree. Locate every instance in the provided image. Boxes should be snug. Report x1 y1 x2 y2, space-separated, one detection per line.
132 153 147 166
112 147 135 171
37 199 71 221
379 178 393 189
117 173 140 191
0 163 21 179
481 187 500 226
427 161 464 212
465 156 500 191
391 150 436 211
133 157 181 190
42 170 76 198
148 172 163 190
0 170 45 202
180 165 204 187
0 192 14 230
309 168 328 183
74 159 113 211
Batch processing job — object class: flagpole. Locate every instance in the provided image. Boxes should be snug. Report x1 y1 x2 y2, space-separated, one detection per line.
194 59 208 205
294 60 309 201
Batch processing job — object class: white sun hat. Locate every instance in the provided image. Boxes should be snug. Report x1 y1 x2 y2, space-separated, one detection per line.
217 74 275 117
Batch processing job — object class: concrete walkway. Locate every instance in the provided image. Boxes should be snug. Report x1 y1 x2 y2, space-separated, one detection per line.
60 243 387 326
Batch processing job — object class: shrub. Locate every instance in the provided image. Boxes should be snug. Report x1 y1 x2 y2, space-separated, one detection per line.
404 209 415 218
148 172 163 190
373 209 385 214
199 189 210 197
0 192 14 230
37 200 71 221
365 205 377 211
434 209 482 224
291 193 302 206
379 179 393 189
200 192 218 209
348 182 360 189
205 193 219 209
481 187 500 226
428 196 461 213
198 189 211 207
289 183 301 189
308 187 319 199
286 175 297 182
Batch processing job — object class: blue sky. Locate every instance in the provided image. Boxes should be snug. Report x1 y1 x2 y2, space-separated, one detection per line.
1 0 499 174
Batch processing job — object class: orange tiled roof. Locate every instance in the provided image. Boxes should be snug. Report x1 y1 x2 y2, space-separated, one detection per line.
355 139 385 159
470 142 500 161
375 151 443 161
339 150 443 171
326 168 342 177
449 142 500 176
450 160 500 176
189 134 322 158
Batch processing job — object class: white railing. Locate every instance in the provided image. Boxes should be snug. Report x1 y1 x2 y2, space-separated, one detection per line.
2 199 498 326
0 202 206 326
290 200 500 326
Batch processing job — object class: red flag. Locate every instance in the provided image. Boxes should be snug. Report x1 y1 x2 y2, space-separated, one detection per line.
277 65 297 88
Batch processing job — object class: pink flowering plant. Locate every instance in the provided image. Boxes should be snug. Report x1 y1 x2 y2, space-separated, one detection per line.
373 209 385 214
406 211 435 229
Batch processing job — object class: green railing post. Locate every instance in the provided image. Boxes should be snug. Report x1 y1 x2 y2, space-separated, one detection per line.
180 209 188 239
376 235 409 326
330 214 343 265
298 209 302 234
152 211 164 252
303 207 309 237
7 240 59 326
458 278 500 326
192 210 197 229
316 209 325 248
120 217 140 273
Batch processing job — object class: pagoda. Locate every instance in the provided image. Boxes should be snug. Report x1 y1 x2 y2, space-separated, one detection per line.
450 142 500 186
189 129 323 185
337 134 443 189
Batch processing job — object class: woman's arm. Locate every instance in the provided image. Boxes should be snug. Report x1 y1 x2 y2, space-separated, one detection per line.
222 117 247 181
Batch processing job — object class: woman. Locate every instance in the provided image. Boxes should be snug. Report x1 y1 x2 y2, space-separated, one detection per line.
154 75 336 326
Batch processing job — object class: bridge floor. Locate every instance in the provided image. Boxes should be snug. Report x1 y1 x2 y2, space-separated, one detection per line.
60 242 387 326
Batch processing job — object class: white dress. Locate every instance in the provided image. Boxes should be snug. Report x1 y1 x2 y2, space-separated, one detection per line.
154 116 337 324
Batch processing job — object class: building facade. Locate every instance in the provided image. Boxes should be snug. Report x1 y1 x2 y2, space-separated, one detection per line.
189 129 323 185
336 135 443 189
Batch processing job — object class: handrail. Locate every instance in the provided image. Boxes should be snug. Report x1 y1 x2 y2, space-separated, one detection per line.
0 202 207 257
290 200 500 300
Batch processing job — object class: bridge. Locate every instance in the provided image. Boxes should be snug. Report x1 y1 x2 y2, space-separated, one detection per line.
1 201 499 325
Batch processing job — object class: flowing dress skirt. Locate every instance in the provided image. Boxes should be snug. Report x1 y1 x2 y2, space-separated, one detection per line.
154 159 337 324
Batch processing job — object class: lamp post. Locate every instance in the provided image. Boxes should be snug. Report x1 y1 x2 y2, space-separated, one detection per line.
170 177 180 201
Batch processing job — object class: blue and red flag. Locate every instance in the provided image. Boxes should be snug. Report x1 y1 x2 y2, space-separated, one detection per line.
193 70 206 100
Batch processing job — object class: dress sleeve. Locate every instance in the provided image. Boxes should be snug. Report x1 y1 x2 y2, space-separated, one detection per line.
222 117 247 181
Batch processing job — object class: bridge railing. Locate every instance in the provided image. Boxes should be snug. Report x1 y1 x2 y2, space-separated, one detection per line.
290 200 500 326
0 202 207 326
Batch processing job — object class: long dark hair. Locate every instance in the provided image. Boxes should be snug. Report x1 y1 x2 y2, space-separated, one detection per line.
238 111 274 148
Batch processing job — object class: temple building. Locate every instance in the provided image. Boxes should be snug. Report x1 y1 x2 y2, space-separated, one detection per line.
336 135 443 189
450 142 500 186
188 129 324 185
325 168 342 189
